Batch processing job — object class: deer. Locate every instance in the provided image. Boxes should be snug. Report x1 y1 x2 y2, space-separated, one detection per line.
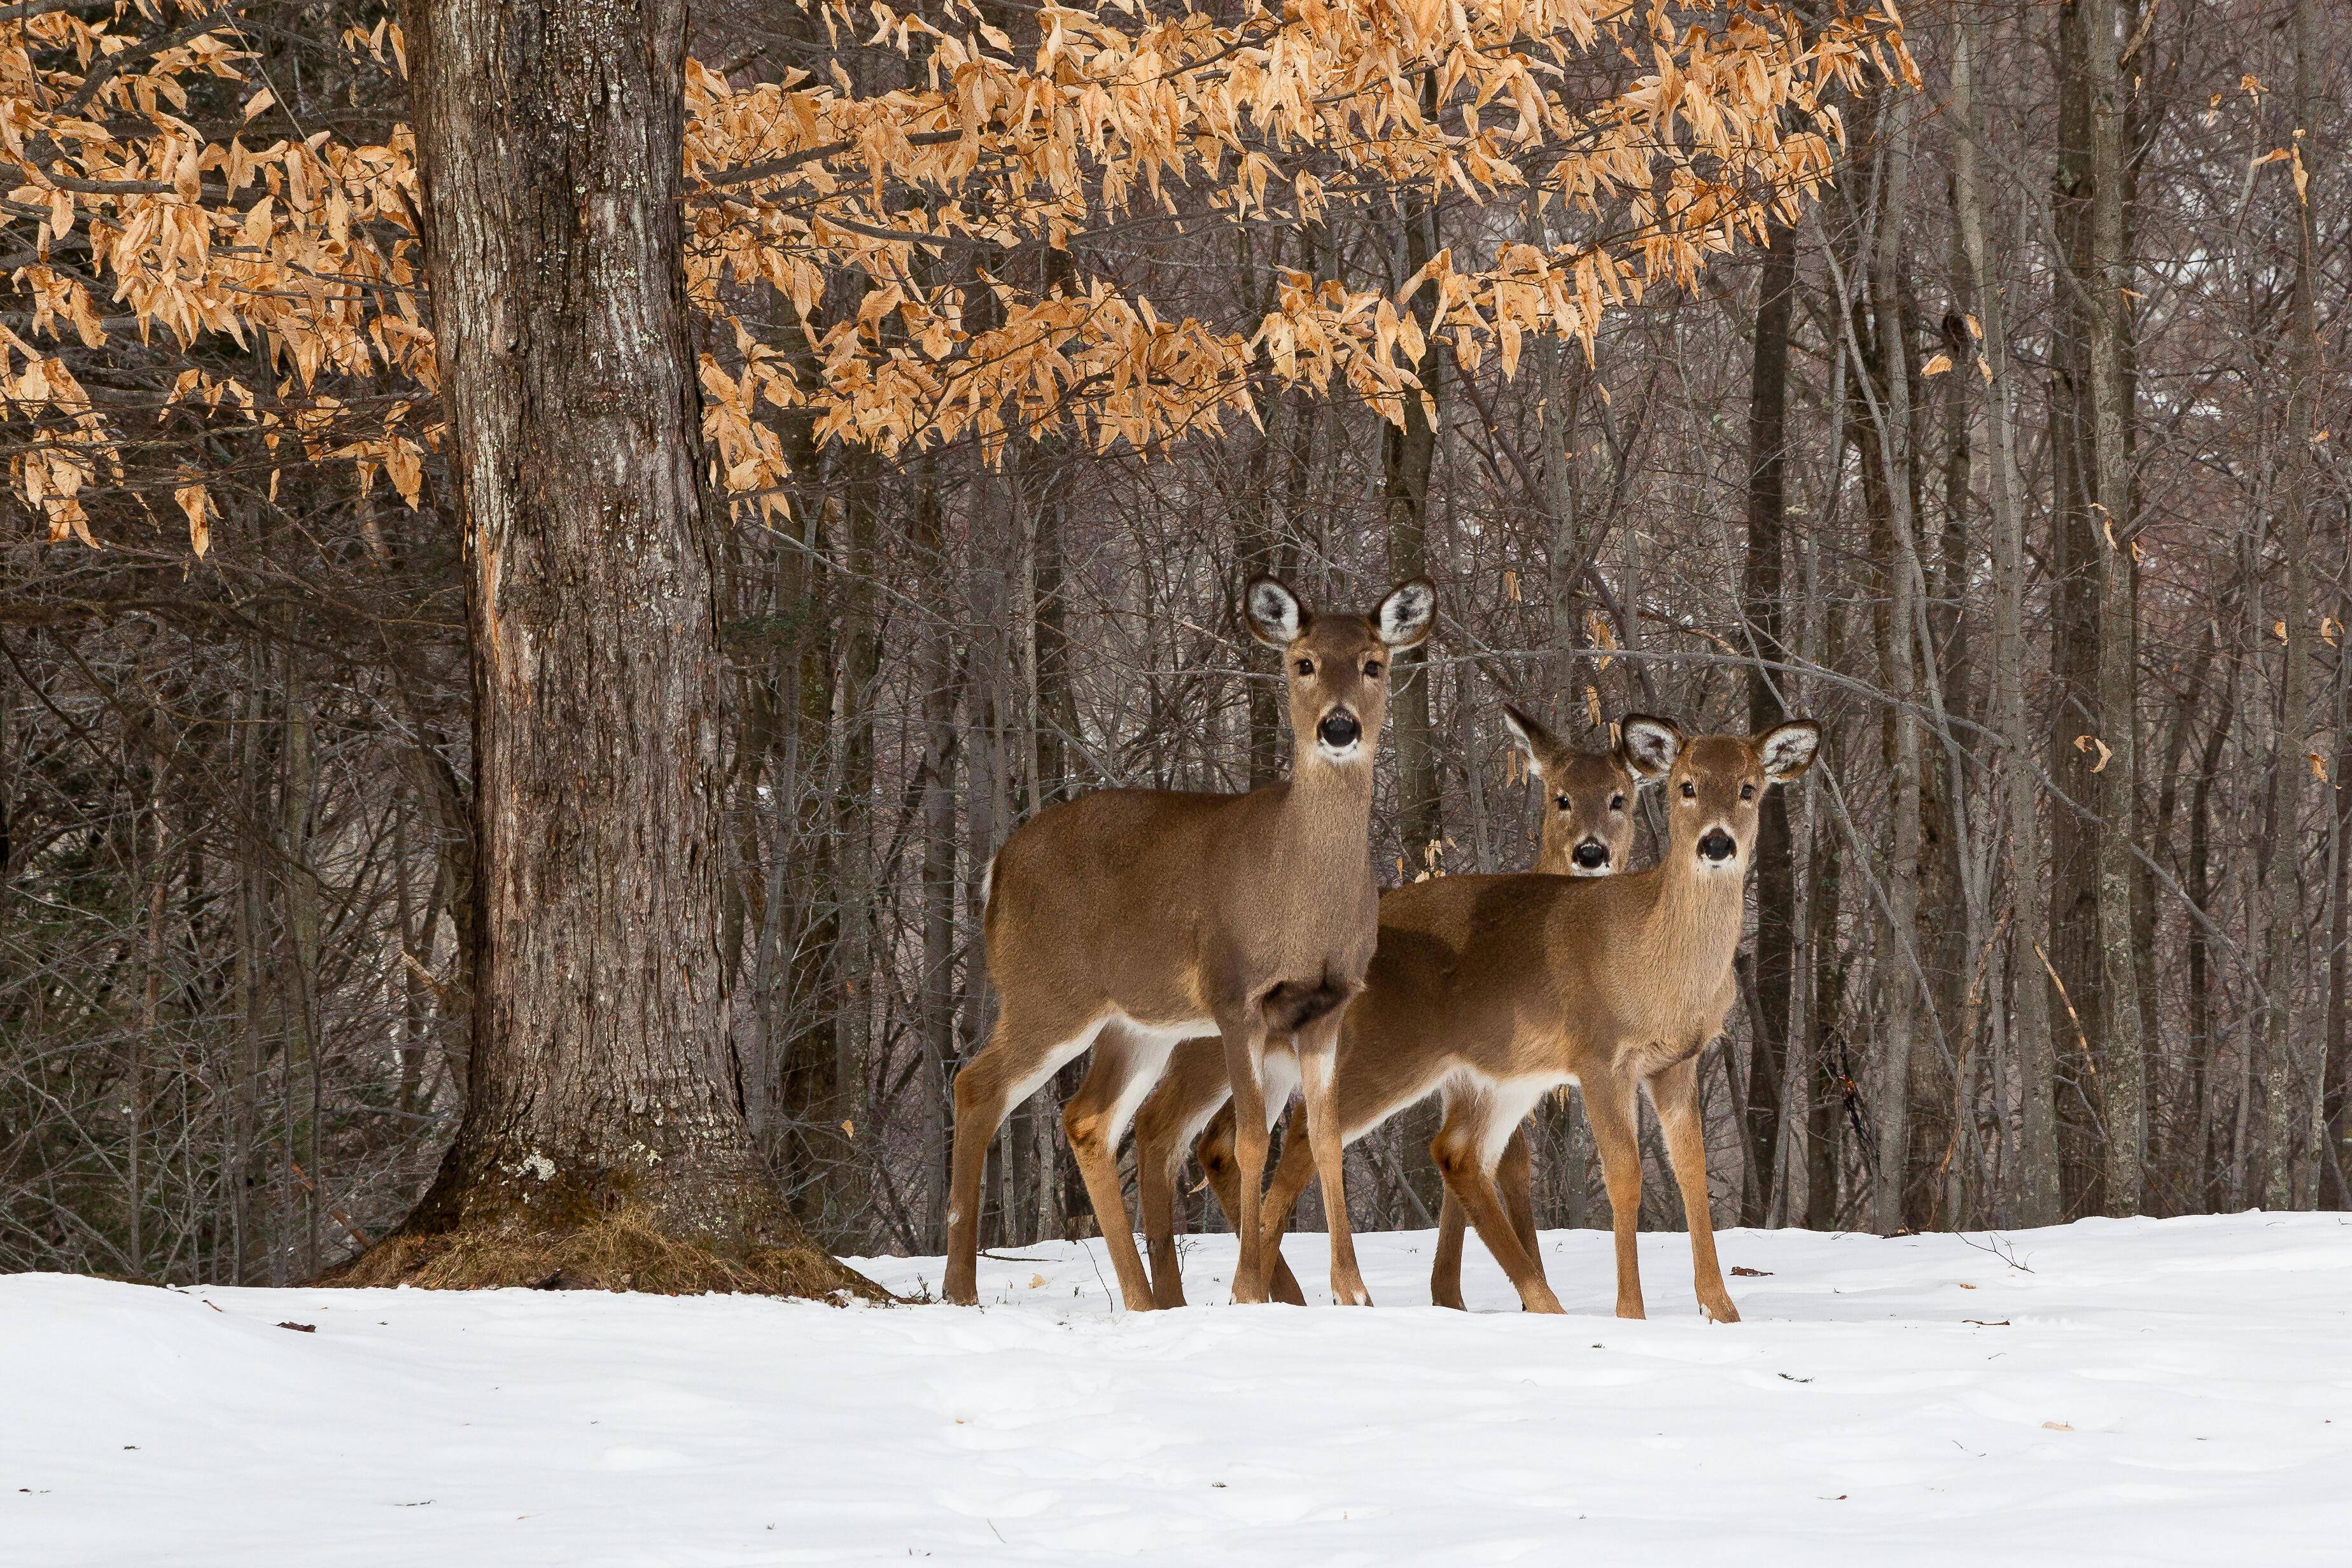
941 574 1436 1311
1119 702 1654 1310
1241 716 1819 1321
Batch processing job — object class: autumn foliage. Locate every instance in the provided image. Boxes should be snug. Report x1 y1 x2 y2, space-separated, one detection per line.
4 0 1913 549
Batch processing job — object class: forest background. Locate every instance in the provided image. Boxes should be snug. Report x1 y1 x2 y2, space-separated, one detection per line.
3 0 2346 1287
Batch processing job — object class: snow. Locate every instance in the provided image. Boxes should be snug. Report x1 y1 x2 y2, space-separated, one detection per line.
5 1214 2349 1565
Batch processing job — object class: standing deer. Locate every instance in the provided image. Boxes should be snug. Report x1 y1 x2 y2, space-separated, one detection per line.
941 575 1436 1310
1122 704 1656 1309
1244 716 1818 1320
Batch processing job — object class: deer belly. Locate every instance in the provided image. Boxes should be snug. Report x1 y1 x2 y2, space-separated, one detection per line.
1621 1031 1713 1077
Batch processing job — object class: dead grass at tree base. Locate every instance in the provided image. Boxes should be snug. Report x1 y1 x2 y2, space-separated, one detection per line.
321 1208 899 1304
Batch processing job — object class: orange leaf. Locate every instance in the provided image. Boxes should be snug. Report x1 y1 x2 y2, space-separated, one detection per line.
176 485 211 558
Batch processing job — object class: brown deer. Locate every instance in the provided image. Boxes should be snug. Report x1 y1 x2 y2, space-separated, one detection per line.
942 575 1436 1310
1122 703 1653 1309
1247 716 1819 1320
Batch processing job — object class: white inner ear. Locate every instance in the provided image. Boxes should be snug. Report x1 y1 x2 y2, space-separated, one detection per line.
1377 582 1434 646
1248 581 1301 643
1501 710 1551 778
1761 723 1821 781
1621 721 1681 780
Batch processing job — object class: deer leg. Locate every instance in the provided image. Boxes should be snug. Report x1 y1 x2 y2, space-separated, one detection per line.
1431 1102 1564 1313
946 1007 1103 1305
1428 1079 1471 1309
1133 1074 1207 1310
1201 1100 1308 1305
1061 1026 1173 1312
1581 1072 1649 1320
1256 1102 1315 1258
1216 1019 1275 1304
1650 1055 1739 1323
1292 1016 1370 1306
1499 1124 1546 1282
1430 1187 1469 1310
1435 1121 1545 1310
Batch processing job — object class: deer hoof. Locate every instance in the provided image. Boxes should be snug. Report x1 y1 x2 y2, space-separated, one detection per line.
1703 1298 1742 1324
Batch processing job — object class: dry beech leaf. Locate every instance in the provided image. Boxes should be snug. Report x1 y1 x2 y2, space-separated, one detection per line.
0 0 1915 547
1921 352 1953 376
176 484 209 558
2042 1421 2074 1432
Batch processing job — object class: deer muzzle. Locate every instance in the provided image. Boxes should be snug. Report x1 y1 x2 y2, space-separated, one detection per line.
1698 828 1737 864
1316 710 1362 752
1570 839 1611 872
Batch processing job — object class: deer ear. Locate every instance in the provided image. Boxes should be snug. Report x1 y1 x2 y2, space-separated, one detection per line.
1618 714 1683 782
1758 720 1822 783
1499 704 1560 779
1373 578 1436 648
1244 576 1305 648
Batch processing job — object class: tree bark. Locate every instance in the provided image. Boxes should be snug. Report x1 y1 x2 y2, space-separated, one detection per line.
916 459 961 1249
2047 0 2108 1217
1846 85 1924 1236
1741 217 1798 1227
1385 76 1444 862
2085 0 2148 1215
337 0 873 1295
1952 12 2059 1226
2259 0 2319 1210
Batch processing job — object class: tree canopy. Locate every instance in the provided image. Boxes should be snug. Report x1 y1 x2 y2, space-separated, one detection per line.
5 0 1912 547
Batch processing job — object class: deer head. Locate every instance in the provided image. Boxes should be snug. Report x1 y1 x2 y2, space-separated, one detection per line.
1245 577 1435 770
1500 704 1647 876
1621 715 1821 874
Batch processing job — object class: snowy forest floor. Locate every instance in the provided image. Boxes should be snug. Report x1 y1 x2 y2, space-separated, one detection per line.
5 1214 2349 1565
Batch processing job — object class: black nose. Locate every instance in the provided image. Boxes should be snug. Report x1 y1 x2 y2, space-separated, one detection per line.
1698 829 1737 863
1317 711 1361 750
1572 841 1609 870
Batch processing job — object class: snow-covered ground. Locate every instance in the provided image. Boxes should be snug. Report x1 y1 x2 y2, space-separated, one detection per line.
5 1214 2348 1565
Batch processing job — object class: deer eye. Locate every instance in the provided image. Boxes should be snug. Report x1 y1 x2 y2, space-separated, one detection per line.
1294 658 1314 677
1555 795 1572 811
1680 780 1697 800
1364 660 1383 679
1609 794 1626 811
1740 783 1756 801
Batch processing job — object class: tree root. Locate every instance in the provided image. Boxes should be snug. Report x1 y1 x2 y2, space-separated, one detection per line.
318 1205 897 1303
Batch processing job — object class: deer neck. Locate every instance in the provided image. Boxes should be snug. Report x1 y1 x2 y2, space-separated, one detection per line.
1275 748 1376 878
1628 841 1749 1002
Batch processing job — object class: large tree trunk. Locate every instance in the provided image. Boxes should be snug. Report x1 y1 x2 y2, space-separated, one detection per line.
336 0 874 1296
